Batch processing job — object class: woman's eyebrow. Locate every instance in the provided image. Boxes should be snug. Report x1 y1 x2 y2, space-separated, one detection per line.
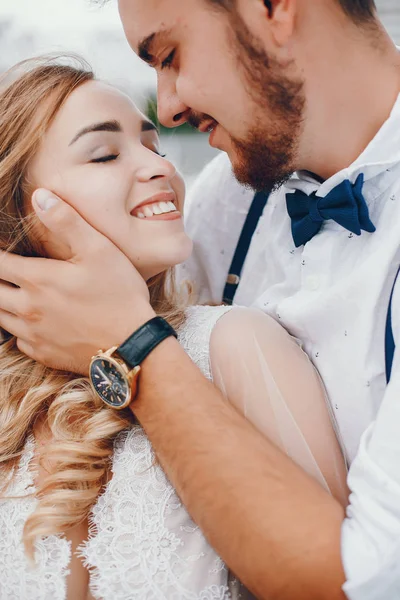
69 120 122 146
141 119 158 133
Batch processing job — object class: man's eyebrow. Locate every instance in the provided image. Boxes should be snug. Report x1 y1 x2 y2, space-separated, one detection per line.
138 29 173 65
69 119 122 146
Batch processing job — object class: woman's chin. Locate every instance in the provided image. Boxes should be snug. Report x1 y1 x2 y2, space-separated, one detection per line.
140 237 194 282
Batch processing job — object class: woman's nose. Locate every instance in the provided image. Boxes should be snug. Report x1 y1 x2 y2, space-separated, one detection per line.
157 74 189 128
136 152 177 183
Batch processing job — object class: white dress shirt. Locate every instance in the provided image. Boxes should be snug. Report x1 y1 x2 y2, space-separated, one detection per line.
178 93 400 599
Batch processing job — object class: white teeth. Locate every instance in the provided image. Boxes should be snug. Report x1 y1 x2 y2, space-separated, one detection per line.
152 204 162 215
143 206 153 218
134 199 177 218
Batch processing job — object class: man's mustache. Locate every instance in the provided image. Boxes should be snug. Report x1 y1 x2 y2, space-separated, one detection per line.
187 111 216 131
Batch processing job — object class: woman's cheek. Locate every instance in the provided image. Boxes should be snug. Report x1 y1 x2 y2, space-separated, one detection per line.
173 172 186 212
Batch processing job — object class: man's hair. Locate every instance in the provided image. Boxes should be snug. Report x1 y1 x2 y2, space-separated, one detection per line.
338 0 376 22
208 0 377 24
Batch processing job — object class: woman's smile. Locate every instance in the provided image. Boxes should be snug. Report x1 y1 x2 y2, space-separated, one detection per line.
29 79 192 280
131 190 181 221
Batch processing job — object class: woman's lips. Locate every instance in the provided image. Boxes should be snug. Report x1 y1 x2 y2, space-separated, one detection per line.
131 193 181 221
138 211 182 221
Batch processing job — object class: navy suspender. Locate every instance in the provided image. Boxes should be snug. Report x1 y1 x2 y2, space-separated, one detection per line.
223 190 271 305
223 190 398 383
385 265 400 383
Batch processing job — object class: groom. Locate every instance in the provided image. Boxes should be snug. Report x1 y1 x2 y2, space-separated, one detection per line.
1 1 400 598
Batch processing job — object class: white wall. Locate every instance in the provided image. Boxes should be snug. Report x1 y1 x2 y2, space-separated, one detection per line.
377 0 400 43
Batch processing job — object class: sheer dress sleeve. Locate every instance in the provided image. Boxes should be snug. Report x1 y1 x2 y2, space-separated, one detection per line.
209 307 349 507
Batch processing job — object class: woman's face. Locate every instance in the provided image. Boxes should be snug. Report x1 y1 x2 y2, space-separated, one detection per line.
28 79 192 280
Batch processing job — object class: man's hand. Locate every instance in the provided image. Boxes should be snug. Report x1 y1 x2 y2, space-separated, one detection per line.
0 189 155 374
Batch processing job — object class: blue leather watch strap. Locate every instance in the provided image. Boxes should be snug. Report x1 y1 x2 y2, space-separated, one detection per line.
116 316 177 368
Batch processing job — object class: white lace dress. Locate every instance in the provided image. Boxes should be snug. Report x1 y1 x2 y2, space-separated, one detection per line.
0 304 347 600
0 305 249 600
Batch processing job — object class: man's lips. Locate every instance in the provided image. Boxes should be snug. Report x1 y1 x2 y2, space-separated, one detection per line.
209 125 219 148
195 119 220 149
197 119 218 134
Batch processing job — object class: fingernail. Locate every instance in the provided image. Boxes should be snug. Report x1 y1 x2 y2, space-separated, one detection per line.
33 189 59 211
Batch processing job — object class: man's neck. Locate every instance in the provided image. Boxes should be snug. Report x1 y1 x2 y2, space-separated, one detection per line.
301 24 400 181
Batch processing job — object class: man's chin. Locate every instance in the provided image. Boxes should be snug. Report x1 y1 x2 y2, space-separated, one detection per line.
224 148 251 185
229 154 263 190
232 159 291 192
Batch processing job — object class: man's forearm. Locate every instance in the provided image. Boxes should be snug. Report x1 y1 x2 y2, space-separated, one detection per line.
132 338 346 600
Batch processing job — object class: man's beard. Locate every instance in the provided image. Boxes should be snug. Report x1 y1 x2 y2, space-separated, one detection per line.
226 12 306 192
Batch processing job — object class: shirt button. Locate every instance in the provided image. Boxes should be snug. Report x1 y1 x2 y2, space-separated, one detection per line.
305 275 320 291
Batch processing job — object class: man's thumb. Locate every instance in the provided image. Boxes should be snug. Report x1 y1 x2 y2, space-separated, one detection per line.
32 188 104 256
33 188 60 213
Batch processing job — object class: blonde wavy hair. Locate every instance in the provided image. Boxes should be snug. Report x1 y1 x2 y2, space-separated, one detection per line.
0 56 188 557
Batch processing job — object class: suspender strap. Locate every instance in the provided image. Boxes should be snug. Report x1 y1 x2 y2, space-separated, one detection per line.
385 264 400 383
223 189 271 305
222 189 398 383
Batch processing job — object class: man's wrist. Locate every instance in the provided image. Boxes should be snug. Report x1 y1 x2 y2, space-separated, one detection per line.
126 304 157 338
88 304 161 405
130 334 183 415
117 316 177 368
90 302 156 366
112 303 157 349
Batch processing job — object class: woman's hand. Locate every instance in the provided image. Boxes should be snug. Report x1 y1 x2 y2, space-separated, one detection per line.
0 189 155 374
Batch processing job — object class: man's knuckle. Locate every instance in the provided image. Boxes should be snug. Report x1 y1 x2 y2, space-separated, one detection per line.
20 302 41 323
16 338 34 359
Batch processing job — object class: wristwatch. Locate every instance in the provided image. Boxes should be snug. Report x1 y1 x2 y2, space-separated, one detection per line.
89 317 177 410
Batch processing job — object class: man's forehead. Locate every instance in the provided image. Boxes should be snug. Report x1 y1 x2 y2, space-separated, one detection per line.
119 0 176 38
118 0 195 49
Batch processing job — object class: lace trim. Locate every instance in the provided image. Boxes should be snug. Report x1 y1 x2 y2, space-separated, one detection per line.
178 305 232 381
81 426 231 599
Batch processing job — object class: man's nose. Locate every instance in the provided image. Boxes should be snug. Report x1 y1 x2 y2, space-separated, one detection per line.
157 76 189 128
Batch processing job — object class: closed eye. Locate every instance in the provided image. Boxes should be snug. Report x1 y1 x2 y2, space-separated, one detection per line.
161 50 176 70
91 154 119 164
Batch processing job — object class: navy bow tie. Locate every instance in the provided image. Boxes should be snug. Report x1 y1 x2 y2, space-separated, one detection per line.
286 173 376 248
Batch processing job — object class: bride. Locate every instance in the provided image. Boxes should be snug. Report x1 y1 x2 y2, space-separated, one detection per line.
0 56 348 600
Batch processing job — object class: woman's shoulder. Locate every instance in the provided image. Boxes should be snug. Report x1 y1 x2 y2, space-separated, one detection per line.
179 305 274 381
208 305 284 352
182 304 234 331
178 305 233 380
182 305 270 340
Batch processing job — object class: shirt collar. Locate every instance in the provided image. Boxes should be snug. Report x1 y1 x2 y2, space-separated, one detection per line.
288 92 400 197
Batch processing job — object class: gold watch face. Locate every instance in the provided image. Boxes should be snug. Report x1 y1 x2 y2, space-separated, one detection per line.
90 356 132 409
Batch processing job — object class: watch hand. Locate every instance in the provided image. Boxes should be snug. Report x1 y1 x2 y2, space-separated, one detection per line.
96 366 112 386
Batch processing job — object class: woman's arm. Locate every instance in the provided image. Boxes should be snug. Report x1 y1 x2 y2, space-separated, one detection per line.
132 309 347 600
209 307 349 506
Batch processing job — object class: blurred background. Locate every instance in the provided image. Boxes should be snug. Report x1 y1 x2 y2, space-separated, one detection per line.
0 0 399 187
